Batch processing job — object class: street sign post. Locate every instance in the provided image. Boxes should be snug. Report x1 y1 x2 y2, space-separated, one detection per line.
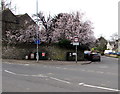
73 42 79 46
35 40 40 44
73 37 79 63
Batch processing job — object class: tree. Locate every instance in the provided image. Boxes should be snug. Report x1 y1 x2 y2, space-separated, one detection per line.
5 11 95 49
33 11 95 46
1 0 16 11
110 32 118 41
33 12 53 43
95 36 107 54
3 25 40 45
50 12 95 47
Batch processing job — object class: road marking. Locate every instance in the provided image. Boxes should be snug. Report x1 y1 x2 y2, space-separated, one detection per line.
50 77 71 84
3 62 31 66
56 67 61 69
4 70 71 84
99 66 108 68
48 73 54 75
31 74 48 78
87 70 95 73
3 62 13 65
96 71 104 74
4 70 46 77
4 69 119 91
78 83 119 92
4 70 16 75
79 83 84 85
63 68 68 69
24 64 30 66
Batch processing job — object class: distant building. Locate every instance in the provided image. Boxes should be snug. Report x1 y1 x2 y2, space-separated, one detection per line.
107 41 115 50
106 40 118 52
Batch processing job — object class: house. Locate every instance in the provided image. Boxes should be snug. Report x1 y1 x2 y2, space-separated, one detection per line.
2 8 19 36
2 8 37 36
16 13 37 30
107 41 115 50
106 40 118 52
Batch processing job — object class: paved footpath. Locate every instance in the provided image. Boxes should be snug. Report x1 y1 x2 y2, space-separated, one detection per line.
2 59 92 65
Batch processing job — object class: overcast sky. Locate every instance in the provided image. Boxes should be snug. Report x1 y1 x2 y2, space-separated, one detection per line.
10 0 119 40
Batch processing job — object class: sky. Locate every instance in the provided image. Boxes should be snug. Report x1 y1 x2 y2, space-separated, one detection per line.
9 0 119 40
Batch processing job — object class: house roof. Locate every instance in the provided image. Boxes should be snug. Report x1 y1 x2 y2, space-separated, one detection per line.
108 41 115 45
2 8 18 23
2 8 37 31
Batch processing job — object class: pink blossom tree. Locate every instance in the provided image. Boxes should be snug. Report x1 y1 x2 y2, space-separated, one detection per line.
49 12 96 46
4 11 95 48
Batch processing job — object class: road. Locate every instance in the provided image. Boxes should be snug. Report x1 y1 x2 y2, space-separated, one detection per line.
2 56 119 92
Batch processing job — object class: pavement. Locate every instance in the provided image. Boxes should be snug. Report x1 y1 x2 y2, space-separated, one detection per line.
2 59 92 65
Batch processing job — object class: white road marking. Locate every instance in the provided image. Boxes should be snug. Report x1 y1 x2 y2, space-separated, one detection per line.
4 70 16 75
4 70 46 77
63 68 68 69
3 62 31 66
3 62 13 64
48 73 54 75
87 70 95 73
4 69 119 92
56 67 61 69
99 66 108 68
79 83 84 85
78 83 119 92
24 64 30 66
4 70 71 84
50 77 71 84
96 71 104 74
31 74 48 78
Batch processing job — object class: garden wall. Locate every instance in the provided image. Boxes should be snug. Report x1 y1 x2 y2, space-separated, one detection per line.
2 44 84 61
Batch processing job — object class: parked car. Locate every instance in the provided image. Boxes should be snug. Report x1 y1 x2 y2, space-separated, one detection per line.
89 53 101 61
117 52 120 56
84 51 101 62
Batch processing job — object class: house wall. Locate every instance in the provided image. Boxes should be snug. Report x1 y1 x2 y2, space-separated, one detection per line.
107 42 114 50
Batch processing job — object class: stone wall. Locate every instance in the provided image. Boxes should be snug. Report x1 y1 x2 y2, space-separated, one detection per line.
2 44 84 61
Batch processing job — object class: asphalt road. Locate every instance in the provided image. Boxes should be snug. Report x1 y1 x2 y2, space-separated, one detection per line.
2 56 119 92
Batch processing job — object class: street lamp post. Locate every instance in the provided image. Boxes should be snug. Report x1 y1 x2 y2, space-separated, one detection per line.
36 0 39 62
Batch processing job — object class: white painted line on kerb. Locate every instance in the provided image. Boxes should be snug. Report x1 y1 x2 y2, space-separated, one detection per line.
79 83 119 92
50 77 71 84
